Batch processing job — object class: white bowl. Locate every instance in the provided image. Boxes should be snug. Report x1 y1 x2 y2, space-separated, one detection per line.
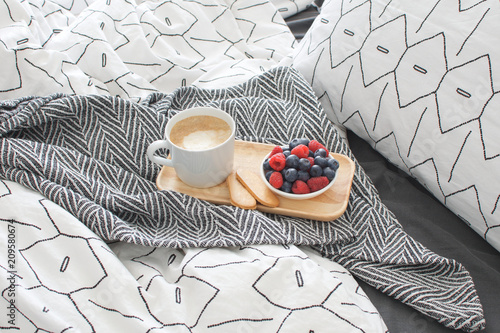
260 152 338 200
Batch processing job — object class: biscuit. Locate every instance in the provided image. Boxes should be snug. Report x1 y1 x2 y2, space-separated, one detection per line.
236 168 279 208
227 172 257 209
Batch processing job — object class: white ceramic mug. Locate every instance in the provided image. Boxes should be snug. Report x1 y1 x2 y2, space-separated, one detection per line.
147 107 235 188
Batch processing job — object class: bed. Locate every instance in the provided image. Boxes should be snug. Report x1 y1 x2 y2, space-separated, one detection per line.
0 0 499 332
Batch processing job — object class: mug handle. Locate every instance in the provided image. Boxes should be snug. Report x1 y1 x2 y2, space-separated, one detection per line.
146 140 173 167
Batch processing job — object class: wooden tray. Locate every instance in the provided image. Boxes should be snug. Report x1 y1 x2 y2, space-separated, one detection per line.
156 140 355 221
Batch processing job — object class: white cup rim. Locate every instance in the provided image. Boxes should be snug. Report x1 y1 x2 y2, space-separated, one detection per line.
165 107 235 152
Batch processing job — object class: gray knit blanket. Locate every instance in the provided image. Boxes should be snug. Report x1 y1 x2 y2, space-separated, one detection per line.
0 67 484 332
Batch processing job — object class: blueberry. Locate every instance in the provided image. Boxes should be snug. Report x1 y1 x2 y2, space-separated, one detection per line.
327 158 339 171
290 138 309 149
283 150 291 157
297 170 310 182
298 138 310 146
263 159 271 171
323 167 336 181
289 138 302 149
281 181 292 193
284 168 298 182
314 156 328 168
314 148 327 158
310 165 323 177
265 170 273 181
281 145 290 151
286 154 299 168
298 158 311 171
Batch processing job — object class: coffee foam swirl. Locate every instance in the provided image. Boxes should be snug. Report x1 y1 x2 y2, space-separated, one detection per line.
180 129 229 150
170 115 231 151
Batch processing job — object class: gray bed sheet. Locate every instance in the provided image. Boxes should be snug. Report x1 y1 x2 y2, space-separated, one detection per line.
284 8 500 332
284 2 320 42
347 130 500 333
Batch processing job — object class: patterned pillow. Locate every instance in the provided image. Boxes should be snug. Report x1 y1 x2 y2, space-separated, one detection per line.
271 0 316 19
292 0 500 252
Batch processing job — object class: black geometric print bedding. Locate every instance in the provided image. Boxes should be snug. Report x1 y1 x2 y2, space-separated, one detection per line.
0 66 485 331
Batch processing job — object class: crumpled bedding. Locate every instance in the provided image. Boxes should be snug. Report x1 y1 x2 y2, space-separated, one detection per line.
0 66 485 332
0 0 487 331
0 0 296 101
1 179 387 332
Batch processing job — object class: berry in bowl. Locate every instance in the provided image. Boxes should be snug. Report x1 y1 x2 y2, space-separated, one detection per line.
260 138 339 200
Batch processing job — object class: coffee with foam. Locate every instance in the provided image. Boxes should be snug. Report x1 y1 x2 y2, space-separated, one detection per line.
170 115 232 151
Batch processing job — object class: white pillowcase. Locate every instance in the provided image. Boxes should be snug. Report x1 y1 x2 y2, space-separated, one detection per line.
292 0 500 252
271 0 316 19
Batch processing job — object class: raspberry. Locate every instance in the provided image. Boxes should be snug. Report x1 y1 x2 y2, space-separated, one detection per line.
291 144 309 159
269 171 283 189
308 140 329 155
269 153 286 171
307 157 315 167
307 176 330 192
292 180 310 194
269 145 283 157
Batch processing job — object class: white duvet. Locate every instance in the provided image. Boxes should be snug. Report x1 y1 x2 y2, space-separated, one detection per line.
0 0 388 331
0 0 296 100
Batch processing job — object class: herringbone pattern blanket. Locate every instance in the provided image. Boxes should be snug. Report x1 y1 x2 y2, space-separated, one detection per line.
0 67 484 331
